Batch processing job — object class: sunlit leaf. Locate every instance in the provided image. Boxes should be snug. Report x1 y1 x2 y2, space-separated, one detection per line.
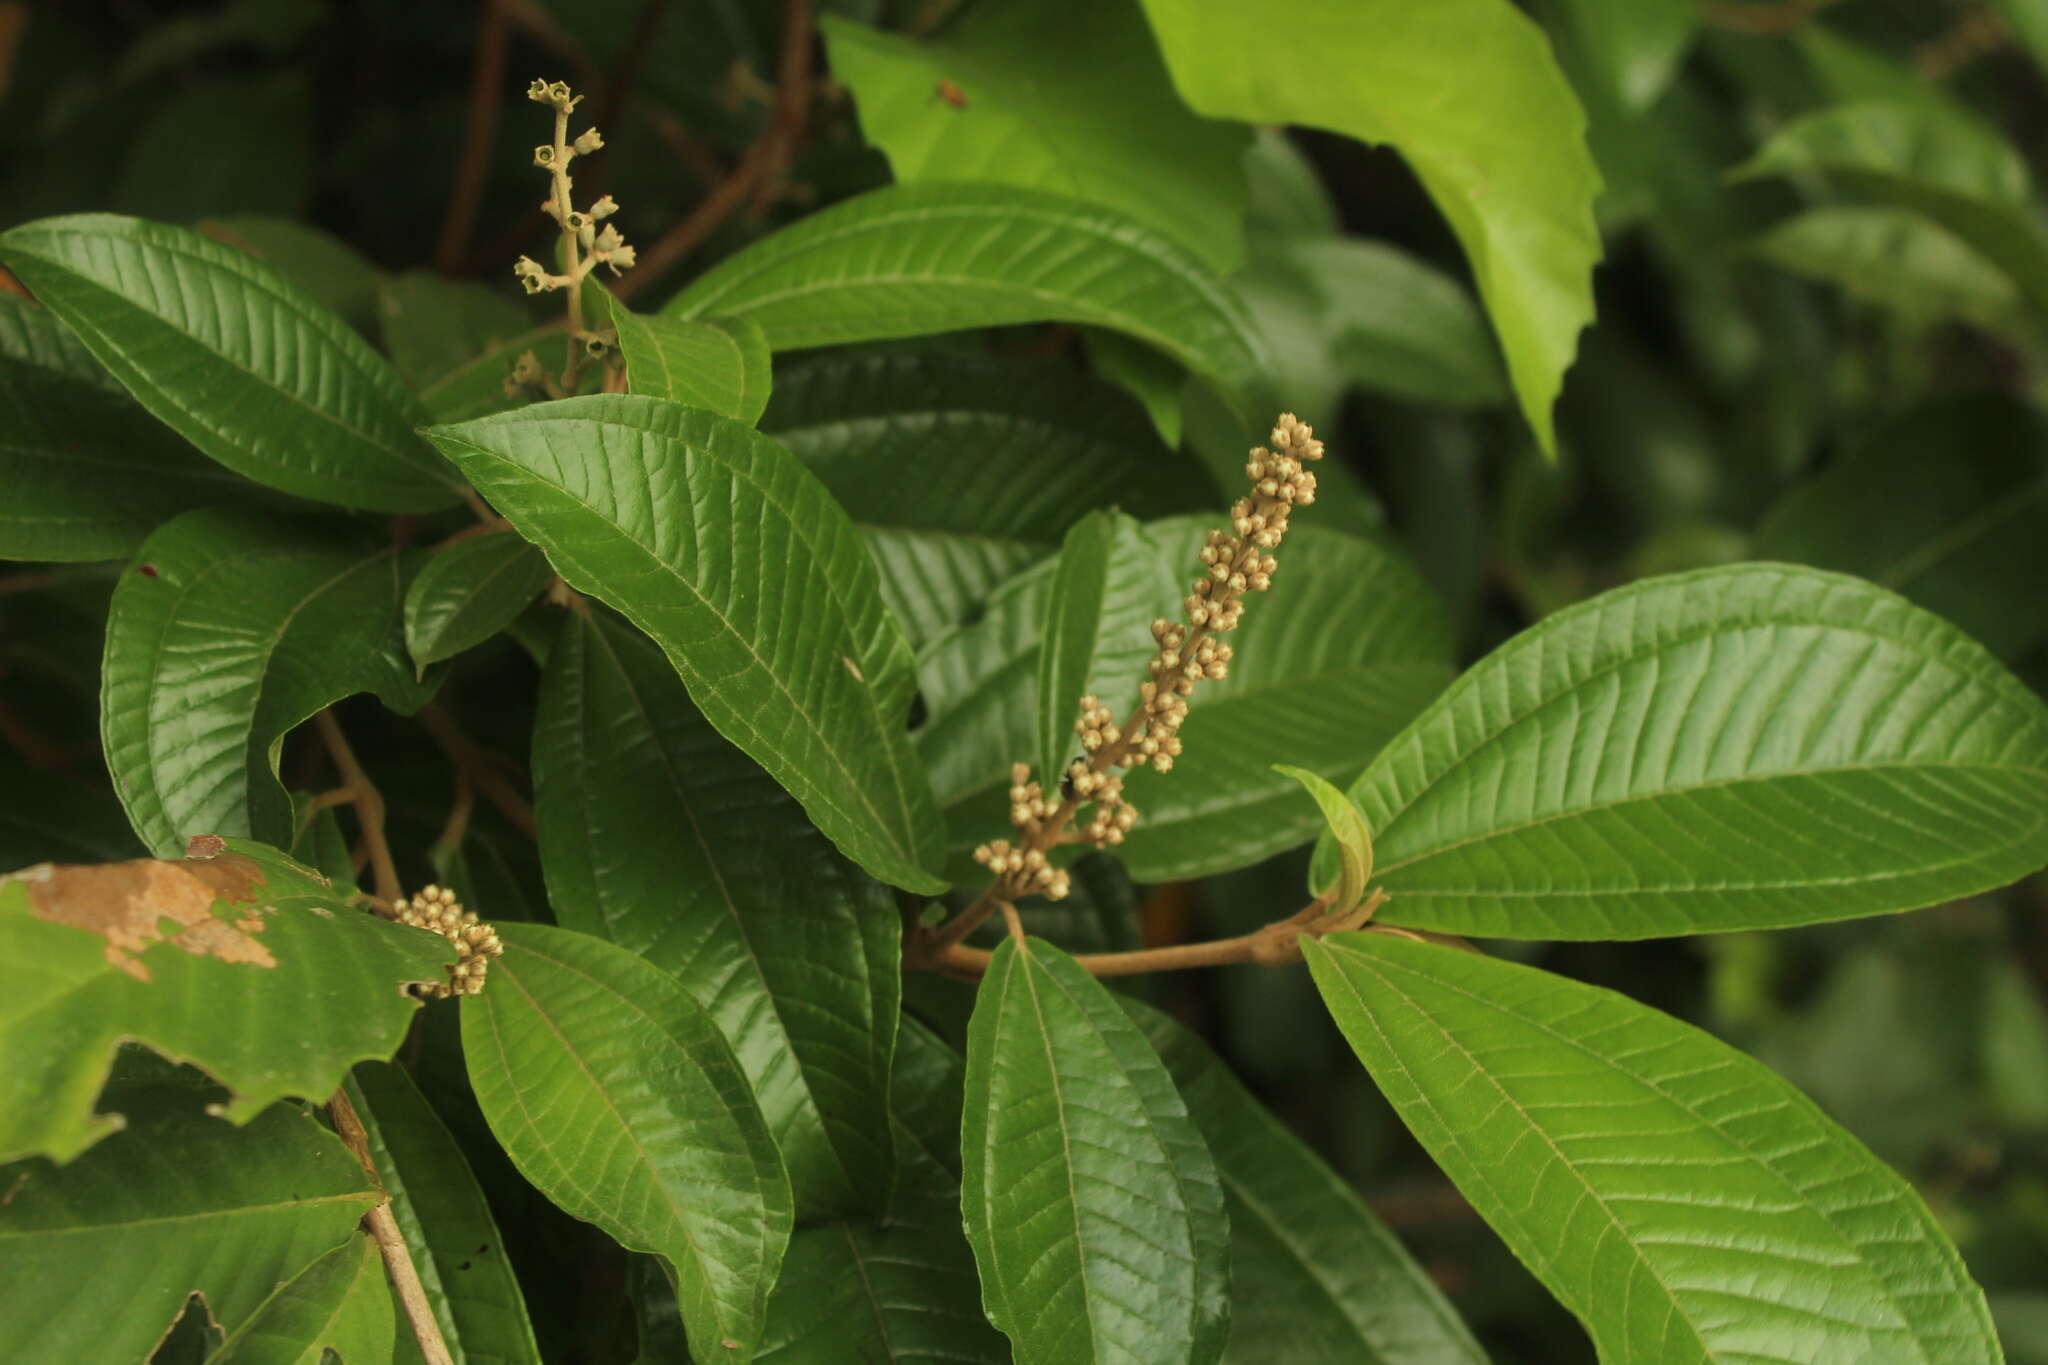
609 301 772 423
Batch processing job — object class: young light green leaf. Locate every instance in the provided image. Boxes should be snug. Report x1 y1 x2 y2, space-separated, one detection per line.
533 612 901 1219
463 923 792 1359
823 0 1249 273
665 183 1264 403
1334 563 2048 939
197 216 385 333
211 1233 392 1365
1274 765 1372 913
403 531 555 674
1305 934 2002 1364
1747 205 2021 333
1133 0 1601 454
0 839 452 1164
0 1100 378 1365
379 270 535 394
1128 1001 1487 1365
608 299 772 423
102 509 438 858
343 1062 542 1365
0 214 460 511
962 936 1229 1365
424 395 947 893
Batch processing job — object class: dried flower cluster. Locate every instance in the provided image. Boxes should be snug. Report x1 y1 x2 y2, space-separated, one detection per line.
971 413 1325 901
394 884 503 997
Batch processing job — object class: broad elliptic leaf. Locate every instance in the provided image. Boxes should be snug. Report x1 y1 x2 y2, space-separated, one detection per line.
0 839 452 1164
1332 563 2048 939
0 290 116 388
861 527 1047 653
1306 934 2002 1365
1134 0 1602 454
1129 1001 1486 1365
344 1062 542 1365
534 612 900 1219
823 0 1250 273
379 271 535 394
0 214 460 511
0 351 272 562
1731 99 2048 313
211 1233 393 1365
197 216 385 333
1747 205 2021 333
609 300 772 423
1754 396 2048 660
462 923 793 1358
425 395 947 893
962 936 1229 1365
1274 765 1372 914
404 532 555 674
665 182 1265 405
0 1101 378 1365
102 509 439 858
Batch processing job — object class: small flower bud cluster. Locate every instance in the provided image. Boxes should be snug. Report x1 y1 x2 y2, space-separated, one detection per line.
511 79 637 298
972 765 1073 899
395 884 503 998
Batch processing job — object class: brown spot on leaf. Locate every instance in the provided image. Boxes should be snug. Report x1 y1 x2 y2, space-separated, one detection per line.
19 855 275 982
936 79 967 108
136 563 159 578
185 834 225 859
842 656 864 682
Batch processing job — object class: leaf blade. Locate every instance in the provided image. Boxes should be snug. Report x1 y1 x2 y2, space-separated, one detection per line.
403 531 556 673
609 301 773 423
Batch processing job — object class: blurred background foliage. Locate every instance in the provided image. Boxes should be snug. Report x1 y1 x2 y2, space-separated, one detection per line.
4 0 2048 1359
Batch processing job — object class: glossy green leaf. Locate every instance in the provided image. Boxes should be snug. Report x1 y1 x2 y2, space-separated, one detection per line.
462 922 792 1358
861 526 1047 653
1747 205 2020 332
380 271 534 394
0 1100 377 1365
0 214 460 511
404 532 555 674
962 935 1229 1365
1754 396 2048 660
609 300 772 423
823 0 1249 273
1333 563 2048 939
1275 765 1372 912
533 612 900 1218
0 290 115 387
102 509 438 858
196 216 384 332
1134 0 1601 453
889 1015 969 1185
344 1062 542 1365
212 1233 392 1365
666 183 1264 402
0 351 272 562
1306 934 2002 1364
425 395 947 893
1129 1001 1486 1365
0 839 452 1164
1731 99 2048 312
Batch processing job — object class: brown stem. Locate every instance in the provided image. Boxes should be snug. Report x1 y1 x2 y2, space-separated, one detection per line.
613 136 772 300
327 1088 456 1365
750 0 815 215
433 0 511 273
1701 0 1839 34
314 711 403 904
416 703 537 837
436 768 477 857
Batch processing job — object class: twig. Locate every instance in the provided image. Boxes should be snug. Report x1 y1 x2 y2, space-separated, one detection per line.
434 0 511 273
1701 0 1840 34
436 768 477 857
313 711 402 904
416 703 537 837
327 1088 456 1365
750 0 816 214
612 136 773 300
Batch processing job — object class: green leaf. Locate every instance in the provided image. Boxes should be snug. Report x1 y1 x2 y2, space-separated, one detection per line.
533 612 901 1219
343 1062 542 1364
665 183 1265 403
462 922 793 1358
1274 765 1372 912
1129 1001 1487 1365
379 271 535 394
889 1015 968 1184
822 0 1250 273
1333 563 2048 939
608 300 772 423
0 351 274 562
417 323 566 424
0 290 116 387
0 1101 379 1365
962 936 1229 1365
0 839 452 1164
1754 396 2048 661
404 531 555 674
1133 0 1602 453
1730 99 2048 313
861 526 1047 653
0 214 460 511
197 216 385 333
425 396 947 893
1747 205 2021 332
212 1233 393 1365
1989 0 2048 77
760 350 1210 542
1305 934 2002 1364
102 509 439 858
1555 0 1698 111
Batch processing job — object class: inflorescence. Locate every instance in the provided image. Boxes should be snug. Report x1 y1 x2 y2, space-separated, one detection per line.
971 413 1325 901
394 884 504 998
